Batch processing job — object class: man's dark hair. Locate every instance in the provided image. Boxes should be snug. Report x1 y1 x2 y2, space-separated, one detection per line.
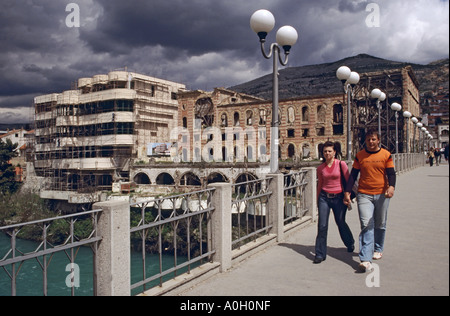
365 128 380 140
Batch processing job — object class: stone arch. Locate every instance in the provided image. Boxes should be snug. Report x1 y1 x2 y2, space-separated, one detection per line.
155 172 175 185
235 172 260 195
207 172 229 184
180 172 201 186
235 172 258 184
134 172 151 185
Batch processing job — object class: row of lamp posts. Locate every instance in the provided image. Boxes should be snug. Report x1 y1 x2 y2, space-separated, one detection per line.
336 66 431 158
250 9 431 172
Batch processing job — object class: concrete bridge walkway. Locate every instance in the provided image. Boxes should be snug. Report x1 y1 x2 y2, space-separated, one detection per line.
178 163 449 296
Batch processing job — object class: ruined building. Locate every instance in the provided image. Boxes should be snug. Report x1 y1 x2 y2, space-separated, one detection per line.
175 66 420 166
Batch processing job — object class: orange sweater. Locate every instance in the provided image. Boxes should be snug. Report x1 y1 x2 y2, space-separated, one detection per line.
352 148 395 195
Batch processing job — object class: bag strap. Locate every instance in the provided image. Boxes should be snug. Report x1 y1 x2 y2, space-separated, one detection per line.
338 160 346 191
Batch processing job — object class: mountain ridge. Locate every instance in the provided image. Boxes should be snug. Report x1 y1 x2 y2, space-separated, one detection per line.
229 54 449 100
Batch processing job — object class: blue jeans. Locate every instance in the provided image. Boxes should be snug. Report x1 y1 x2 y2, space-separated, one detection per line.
315 192 355 259
357 193 390 262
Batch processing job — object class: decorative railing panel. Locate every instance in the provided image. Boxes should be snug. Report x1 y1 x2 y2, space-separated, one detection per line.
129 189 215 294
231 177 273 249
0 210 101 296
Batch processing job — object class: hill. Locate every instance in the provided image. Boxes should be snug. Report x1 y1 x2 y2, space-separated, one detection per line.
229 54 449 100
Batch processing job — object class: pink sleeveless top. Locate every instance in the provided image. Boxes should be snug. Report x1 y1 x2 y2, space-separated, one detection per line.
317 159 349 194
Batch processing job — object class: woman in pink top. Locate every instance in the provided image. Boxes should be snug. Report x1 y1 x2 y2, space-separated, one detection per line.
314 141 355 264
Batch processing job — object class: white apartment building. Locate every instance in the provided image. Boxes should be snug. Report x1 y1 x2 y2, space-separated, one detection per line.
32 71 185 203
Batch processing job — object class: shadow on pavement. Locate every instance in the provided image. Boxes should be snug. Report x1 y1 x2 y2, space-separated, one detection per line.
278 243 362 272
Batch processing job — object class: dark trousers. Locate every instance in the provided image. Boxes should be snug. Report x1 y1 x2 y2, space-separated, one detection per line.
315 192 355 259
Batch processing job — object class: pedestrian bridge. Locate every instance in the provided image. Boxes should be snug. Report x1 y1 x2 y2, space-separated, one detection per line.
176 162 449 296
2 154 447 296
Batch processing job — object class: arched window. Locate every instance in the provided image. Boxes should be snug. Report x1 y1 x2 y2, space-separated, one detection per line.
288 144 295 158
234 112 240 126
287 107 295 124
259 109 267 125
333 104 344 135
333 104 343 123
246 110 253 126
134 173 151 185
221 113 228 127
156 173 175 185
317 105 326 123
247 145 255 162
195 97 214 127
302 106 309 122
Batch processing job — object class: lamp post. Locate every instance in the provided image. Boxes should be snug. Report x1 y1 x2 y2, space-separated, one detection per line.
411 117 418 153
250 9 298 173
403 111 412 153
421 127 427 152
336 66 360 161
425 131 431 150
417 122 423 153
390 102 402 154
370 88 386 138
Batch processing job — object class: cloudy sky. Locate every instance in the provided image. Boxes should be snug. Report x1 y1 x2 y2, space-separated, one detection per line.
0 0 448 124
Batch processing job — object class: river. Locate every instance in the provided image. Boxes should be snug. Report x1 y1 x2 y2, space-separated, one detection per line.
0 233 188 296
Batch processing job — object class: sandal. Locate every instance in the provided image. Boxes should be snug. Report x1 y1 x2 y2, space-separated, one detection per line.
373 252 383 260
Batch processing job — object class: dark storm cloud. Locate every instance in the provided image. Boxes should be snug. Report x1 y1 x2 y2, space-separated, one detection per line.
0 0 448 124
338 0 370 13
79 0 256 58
0 0 67 53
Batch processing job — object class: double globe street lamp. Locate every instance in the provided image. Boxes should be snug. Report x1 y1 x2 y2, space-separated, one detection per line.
421 126 428 152
336 66 360 161
250 9 298 173
370 88 386 139
250 10 298 173
402 111 412 153
390 102 402 154
411 117 419 153
417 122 424 152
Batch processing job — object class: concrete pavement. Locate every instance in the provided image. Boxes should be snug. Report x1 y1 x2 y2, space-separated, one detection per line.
178 163 449 296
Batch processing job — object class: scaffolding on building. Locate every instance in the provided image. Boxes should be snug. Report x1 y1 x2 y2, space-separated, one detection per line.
32 70 186 198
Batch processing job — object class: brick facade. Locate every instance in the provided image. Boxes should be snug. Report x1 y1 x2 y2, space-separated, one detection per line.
177 88 347 162
176 66 420 162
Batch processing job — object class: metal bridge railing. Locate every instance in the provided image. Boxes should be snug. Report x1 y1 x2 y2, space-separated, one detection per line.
0 209 102 296
231 177 273 250
283 170 309 225
129 188 216 294
0 167 321 296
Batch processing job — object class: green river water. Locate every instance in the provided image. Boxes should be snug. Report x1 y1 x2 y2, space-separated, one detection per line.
0 233 186 296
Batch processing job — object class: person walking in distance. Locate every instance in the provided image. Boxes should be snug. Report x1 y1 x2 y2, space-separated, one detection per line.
343 129 396 272
427 147 435 167
314 141 355 264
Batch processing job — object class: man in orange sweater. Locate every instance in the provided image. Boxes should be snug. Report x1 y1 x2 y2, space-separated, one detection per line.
344 129 396 272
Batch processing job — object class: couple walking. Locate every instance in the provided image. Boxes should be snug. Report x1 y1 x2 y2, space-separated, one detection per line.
314 129 396 272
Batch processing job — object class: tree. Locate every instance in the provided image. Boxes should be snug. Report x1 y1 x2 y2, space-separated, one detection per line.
0 138 20 194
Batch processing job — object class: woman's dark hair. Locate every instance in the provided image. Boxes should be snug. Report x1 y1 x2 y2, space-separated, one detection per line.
322 141 342 159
